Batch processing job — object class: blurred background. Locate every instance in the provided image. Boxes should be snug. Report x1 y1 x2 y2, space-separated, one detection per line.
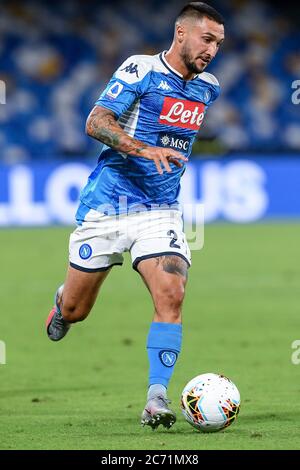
1 1 300 450
0 0 299 223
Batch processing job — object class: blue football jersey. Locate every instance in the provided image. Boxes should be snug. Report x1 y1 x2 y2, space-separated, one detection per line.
79 51 220 215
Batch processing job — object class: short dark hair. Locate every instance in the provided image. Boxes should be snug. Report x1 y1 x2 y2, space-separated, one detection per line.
176 2 225 25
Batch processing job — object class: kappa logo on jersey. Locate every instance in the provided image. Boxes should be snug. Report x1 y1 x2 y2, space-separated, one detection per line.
157 132 191 152
106 82 124 99
120 62 139 78
158 80 172 91
159 97 205 130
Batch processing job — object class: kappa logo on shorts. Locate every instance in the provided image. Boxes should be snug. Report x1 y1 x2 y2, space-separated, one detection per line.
79 244 92 260
159 350 178 367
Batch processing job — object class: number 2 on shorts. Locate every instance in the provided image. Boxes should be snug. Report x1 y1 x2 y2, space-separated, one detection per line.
167 229 180 249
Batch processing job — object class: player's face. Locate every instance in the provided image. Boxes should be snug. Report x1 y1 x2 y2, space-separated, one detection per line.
180 17 224 74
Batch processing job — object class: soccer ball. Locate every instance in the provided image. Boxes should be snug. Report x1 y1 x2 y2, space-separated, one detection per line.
181 373 240 432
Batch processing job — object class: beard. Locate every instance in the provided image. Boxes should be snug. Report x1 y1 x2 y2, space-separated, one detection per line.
180 44 207 74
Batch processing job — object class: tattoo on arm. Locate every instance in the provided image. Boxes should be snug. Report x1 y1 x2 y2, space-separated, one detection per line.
86 106 148 156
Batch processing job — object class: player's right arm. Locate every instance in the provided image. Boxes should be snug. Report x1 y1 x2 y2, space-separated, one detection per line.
86 105 187 175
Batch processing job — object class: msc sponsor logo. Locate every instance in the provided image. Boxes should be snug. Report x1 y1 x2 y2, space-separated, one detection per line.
158 132 191 151
120 62 139 78
159 97 205 130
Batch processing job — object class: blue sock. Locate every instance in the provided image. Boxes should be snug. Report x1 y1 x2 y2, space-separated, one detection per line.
147 322 182 388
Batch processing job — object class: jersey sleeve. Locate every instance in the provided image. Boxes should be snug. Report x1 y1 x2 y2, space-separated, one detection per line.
95 55 152 118
207 84 220 106
203 72 221 106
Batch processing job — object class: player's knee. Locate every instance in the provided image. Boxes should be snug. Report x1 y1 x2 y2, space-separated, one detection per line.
61 301 90 323
167 282 185 309
172 284 185 310
156 281 185 319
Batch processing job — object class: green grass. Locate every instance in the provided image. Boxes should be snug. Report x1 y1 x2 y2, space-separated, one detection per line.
0 223 299 450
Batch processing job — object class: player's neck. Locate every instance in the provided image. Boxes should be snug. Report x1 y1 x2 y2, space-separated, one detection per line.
164 48 196 81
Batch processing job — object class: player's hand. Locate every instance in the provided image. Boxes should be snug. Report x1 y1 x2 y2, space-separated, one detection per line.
138 147 188 175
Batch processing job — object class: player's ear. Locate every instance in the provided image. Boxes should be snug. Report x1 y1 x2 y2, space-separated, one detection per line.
176 23 185 43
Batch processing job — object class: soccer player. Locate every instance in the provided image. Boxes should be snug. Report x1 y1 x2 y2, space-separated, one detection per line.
46 2 225 429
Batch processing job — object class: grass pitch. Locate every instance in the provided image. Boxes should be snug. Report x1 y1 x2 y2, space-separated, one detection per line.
0 223 299 450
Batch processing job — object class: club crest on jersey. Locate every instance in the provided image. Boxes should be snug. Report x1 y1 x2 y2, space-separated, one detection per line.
157 132 191 152
159 350 178 367
79 244 92 260
106 82 124 99
120 62 139 78
204 89 211 103
159 97 205 130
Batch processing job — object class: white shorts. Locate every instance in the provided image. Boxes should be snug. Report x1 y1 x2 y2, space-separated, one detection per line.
69 208 191 272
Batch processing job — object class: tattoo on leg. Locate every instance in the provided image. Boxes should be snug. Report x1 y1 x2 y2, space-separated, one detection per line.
159 256 188 278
